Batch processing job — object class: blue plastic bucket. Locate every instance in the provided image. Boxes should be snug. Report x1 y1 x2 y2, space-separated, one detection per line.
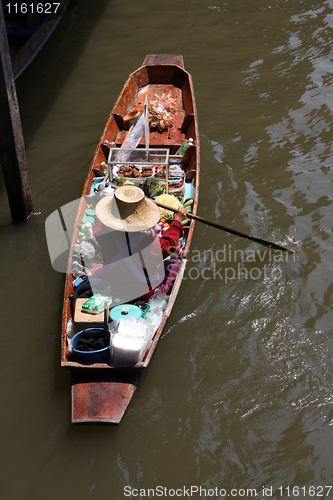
71 328 110 364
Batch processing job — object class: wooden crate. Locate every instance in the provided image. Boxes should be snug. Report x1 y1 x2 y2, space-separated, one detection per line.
74 298 106 326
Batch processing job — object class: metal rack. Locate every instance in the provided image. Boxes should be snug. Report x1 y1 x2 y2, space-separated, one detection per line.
107 148 170 182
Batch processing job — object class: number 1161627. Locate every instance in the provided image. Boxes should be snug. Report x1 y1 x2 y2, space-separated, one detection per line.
5 3 62 15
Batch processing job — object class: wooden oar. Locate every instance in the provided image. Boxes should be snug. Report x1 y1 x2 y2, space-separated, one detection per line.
152 200 294 253
99 182 294 253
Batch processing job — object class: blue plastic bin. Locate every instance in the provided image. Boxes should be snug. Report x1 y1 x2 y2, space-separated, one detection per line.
71 328 110 364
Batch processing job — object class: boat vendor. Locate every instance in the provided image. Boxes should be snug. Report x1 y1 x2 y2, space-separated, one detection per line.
89 185 188 302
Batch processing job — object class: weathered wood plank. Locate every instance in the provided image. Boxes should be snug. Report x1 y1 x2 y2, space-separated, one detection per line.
71 375 141 424
143 54 184 68
0 2 32 222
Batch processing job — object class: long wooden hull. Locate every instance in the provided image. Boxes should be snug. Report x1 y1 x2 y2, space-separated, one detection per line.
61 54 200 424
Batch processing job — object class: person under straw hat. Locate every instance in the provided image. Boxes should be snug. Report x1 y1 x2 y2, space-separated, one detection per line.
94 185 187 300
95 185 187 233
95 185 161 232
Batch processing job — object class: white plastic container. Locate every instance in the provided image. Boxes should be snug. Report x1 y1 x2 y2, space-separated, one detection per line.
110 317 155 364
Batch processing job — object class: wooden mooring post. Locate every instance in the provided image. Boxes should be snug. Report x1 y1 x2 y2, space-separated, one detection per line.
0 2 33 222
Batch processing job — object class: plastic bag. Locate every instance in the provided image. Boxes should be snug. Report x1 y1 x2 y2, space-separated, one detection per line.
148 93 176 132
148 288 168 313
110 317 155 364
82 294 112 314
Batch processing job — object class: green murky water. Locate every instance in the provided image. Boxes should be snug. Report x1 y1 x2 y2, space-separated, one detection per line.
1 1 333 499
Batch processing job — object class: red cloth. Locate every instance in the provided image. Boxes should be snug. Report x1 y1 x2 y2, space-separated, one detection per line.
139 221 183 302
152 220 183 258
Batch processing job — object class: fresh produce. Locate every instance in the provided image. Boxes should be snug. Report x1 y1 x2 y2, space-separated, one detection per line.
141 178 160 198
155 183 167 196
181 198 194 226
146 221 165 238
154 193 182 217
183 199 194 210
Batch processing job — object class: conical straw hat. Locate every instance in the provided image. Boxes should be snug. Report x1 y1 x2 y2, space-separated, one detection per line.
95 185 160 232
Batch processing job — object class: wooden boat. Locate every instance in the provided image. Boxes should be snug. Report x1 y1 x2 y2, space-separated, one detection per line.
61 54 200 424
3 0 69 80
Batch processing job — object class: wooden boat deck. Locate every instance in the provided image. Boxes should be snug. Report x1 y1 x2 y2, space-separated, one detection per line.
116 84 185 147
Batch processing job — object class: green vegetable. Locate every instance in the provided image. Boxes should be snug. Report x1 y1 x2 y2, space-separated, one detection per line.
183 199 193 219
142 178 159 197
183 199 194 210
164 212 174 222
181 217 191 226
155 183 167 196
